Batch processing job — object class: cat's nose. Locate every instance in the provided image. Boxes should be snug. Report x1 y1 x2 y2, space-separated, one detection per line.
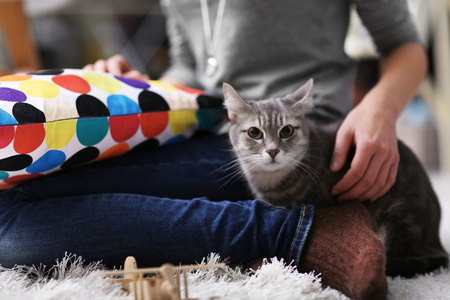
266 149 280 159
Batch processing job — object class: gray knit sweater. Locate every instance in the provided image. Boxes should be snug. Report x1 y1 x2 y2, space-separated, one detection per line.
161 0 420 119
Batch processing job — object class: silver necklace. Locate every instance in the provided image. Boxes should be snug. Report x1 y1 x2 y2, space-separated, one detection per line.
200 0 227 77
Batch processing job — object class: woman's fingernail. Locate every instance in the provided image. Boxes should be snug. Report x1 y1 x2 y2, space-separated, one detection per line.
330 161 338 171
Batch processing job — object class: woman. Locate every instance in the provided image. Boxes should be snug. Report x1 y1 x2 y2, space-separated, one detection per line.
1 1 427 299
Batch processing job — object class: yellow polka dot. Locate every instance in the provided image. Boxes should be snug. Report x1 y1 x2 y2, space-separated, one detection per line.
150 80 177 91
45 119 77 149
83 72 121 94
169 110 197 135
19 80 60 98
44 99 79 122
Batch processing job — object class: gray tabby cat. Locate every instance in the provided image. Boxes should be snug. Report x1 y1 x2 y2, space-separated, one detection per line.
223 79 448 277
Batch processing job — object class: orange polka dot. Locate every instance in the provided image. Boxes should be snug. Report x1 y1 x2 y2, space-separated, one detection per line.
0 74 32 81
175 85 204 95
96 143 129 161
14 123 46 154
0 183 16 189
140 112 169 138
52 74 91 94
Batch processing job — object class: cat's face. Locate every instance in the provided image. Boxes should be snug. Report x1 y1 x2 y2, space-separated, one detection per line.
223 80 313 174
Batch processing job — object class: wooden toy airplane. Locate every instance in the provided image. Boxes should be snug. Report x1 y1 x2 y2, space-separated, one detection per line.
94 256 225 300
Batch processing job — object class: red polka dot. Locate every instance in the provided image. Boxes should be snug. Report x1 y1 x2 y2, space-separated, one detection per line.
0 126 15 149
140 112 169 138
175 85 204 95
14 123 45 154
52 74 91 94
4 173 43 184
109 114 140 142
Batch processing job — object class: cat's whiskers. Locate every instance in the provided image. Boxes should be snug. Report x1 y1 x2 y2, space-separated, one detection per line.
212 158 240 173
291 157 321 192
214 155 261 187
241 155 263 173
218 168 246 188
212 159 244 182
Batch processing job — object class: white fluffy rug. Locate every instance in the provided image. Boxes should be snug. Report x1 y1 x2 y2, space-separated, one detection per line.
1 173 449 300
0 253 449 300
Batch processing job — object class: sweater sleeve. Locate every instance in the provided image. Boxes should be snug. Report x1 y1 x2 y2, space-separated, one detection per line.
159 0 198 86
353 0 421 56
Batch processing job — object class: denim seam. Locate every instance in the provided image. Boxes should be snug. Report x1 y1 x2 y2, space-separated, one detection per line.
288 205 306 262
288 204 314 265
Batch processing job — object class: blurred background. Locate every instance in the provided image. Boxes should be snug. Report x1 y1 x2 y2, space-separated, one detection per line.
0 0 449 174
0 0 169 77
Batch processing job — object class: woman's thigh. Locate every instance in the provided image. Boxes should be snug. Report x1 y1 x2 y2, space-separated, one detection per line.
10 133 253 202
0 134 312 269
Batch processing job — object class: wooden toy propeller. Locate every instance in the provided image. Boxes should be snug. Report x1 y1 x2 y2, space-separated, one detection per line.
94 256 225 300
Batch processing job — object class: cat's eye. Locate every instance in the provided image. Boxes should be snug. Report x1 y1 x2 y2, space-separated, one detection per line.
248 127 263 140
280 125 294 138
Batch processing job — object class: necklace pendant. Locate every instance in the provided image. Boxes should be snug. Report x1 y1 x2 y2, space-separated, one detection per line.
205 56 218 77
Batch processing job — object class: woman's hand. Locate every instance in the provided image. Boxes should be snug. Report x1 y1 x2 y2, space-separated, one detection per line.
329 94 400 202
330 43 427 203
83 54 149 80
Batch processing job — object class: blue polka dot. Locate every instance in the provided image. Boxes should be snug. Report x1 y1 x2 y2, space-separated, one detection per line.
26 150 66 174
0 109 17 125
163 135 186 145
107 94 141 116
76 117 109 146
0 171 9 180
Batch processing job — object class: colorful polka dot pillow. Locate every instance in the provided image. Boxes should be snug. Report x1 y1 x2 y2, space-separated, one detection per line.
0 69 226 189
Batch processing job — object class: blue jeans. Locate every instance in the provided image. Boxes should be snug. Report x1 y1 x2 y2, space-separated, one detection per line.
0 134 314 269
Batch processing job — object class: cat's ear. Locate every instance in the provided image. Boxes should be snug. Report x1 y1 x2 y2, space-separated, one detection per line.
223 83 252 123
289 79 314 110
